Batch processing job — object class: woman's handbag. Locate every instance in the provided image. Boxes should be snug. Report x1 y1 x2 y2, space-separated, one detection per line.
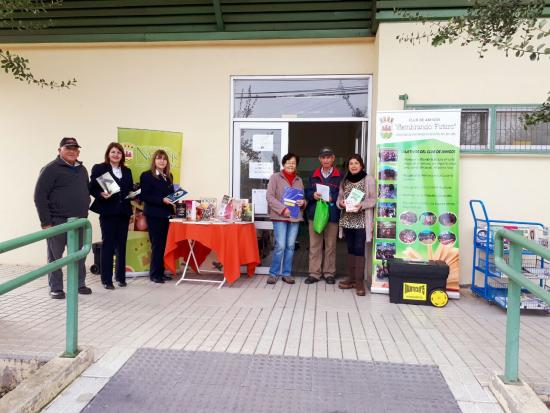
313 200 329 234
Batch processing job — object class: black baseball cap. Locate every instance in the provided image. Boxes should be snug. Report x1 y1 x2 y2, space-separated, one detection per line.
59 137 81 148
319 147 334 156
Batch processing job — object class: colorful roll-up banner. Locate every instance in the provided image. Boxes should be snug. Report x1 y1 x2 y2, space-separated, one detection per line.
371 110 461 298
118 128 183 276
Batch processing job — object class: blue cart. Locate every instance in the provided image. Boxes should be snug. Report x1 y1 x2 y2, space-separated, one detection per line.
469 200 550 311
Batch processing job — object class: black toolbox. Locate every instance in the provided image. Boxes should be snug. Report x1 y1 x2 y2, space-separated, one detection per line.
388 259 449 307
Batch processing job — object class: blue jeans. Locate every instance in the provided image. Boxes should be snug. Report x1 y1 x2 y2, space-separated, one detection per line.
269 221 300 276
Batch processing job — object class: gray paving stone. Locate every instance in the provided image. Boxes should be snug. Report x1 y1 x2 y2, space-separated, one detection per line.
83 349 460 413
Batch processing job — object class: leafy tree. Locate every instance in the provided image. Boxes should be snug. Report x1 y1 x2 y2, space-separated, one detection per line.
396 0 549 125
0 0 76 88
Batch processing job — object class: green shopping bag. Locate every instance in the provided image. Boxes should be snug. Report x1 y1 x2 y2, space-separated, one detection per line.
313 200 329 234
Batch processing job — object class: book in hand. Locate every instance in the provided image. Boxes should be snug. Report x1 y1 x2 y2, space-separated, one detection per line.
166 188 188 204
96 172 120 195
315 183 330 202
125 188 141 199
281 187 304 219
345 188 365 212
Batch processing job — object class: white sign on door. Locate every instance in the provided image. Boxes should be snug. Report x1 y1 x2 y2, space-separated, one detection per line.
249 162 273 179
252 134 274 152
252 189 268 214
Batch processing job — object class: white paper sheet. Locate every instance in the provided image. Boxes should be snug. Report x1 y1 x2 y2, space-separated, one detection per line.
252 189 268 214
249 162 273 179
252 134 274 152
315 183 330 202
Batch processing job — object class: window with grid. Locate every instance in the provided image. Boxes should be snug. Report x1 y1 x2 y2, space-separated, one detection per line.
495 108 550 151
409 105 550 154
460 109 489 151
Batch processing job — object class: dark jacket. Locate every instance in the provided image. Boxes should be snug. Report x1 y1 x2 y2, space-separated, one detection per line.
89 163 133 216
305 167 342 223
34 156 90 227
139 170 175 219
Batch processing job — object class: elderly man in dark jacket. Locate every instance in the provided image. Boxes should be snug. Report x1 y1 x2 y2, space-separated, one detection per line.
34 137 92 299
304 147 342 284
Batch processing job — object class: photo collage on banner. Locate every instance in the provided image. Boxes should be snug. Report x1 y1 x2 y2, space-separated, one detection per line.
118 128 183 276
372 110 461 297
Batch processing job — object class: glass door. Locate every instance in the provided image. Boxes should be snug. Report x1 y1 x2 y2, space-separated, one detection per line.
233 122 289 274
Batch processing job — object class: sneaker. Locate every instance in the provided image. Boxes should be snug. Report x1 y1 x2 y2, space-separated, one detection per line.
50 290 65 299
282 276 295 284
266 276 278 284
304 276 319 284
78 286 92 295
324 276 336 285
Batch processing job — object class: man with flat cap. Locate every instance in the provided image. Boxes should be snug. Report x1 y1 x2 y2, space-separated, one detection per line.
34 137 92 299
304 147 342 284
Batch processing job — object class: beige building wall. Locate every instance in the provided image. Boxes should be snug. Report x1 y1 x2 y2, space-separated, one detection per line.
2 24 548 286
376 22 550 285
0 38 375 265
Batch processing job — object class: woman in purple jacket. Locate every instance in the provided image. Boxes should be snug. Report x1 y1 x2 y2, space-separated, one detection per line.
265 153 306 285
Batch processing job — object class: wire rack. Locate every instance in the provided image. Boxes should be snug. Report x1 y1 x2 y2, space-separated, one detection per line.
470 200 549 311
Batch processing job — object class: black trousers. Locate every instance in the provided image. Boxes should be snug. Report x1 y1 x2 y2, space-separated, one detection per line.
47 217 87 292
343 228 366 256
146 215 169 280
99 214 130 285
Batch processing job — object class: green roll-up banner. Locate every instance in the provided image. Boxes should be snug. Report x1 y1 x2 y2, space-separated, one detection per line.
118 128 183 276
371 110 461 298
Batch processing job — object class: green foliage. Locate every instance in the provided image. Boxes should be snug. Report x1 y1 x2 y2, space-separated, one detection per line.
396 0 549 60
0 0 76 89
395 0 549 127
523 93 550 125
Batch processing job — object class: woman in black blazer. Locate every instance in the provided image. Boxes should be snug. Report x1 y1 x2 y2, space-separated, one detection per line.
139 149 175 283
90 142 134 289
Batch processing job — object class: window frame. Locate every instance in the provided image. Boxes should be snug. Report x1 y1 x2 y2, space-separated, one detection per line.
407 104 550 155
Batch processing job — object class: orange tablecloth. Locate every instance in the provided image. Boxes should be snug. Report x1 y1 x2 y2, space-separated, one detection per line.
164 222 260 284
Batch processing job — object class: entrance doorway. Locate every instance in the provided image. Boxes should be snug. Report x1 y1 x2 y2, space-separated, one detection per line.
230 75 371 276
289 122 363 276
232 121 365 276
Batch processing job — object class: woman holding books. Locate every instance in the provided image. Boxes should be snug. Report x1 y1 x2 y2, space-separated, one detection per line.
265 153 306 285
336 154 376 296
139 149 176 284
90 142 134 289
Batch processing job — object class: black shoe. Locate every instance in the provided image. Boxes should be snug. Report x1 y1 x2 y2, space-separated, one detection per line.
50 290 65 299
324 276 336 285
152 277 165 284
103 284 115 290
304 276 319 284
78 286 92 295
117 281 127 287
162 275 173 281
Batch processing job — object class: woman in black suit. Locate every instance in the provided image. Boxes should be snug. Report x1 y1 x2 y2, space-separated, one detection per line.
90 142 133 289
139 149 175 283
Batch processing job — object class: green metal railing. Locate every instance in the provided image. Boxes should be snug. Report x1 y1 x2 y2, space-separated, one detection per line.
0 218 92 357
494 229 550 383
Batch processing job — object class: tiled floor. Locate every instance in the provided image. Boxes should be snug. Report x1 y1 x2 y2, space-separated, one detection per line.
1 264 549 412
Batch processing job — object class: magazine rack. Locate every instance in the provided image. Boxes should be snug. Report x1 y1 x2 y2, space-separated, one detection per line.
469 200 550 311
